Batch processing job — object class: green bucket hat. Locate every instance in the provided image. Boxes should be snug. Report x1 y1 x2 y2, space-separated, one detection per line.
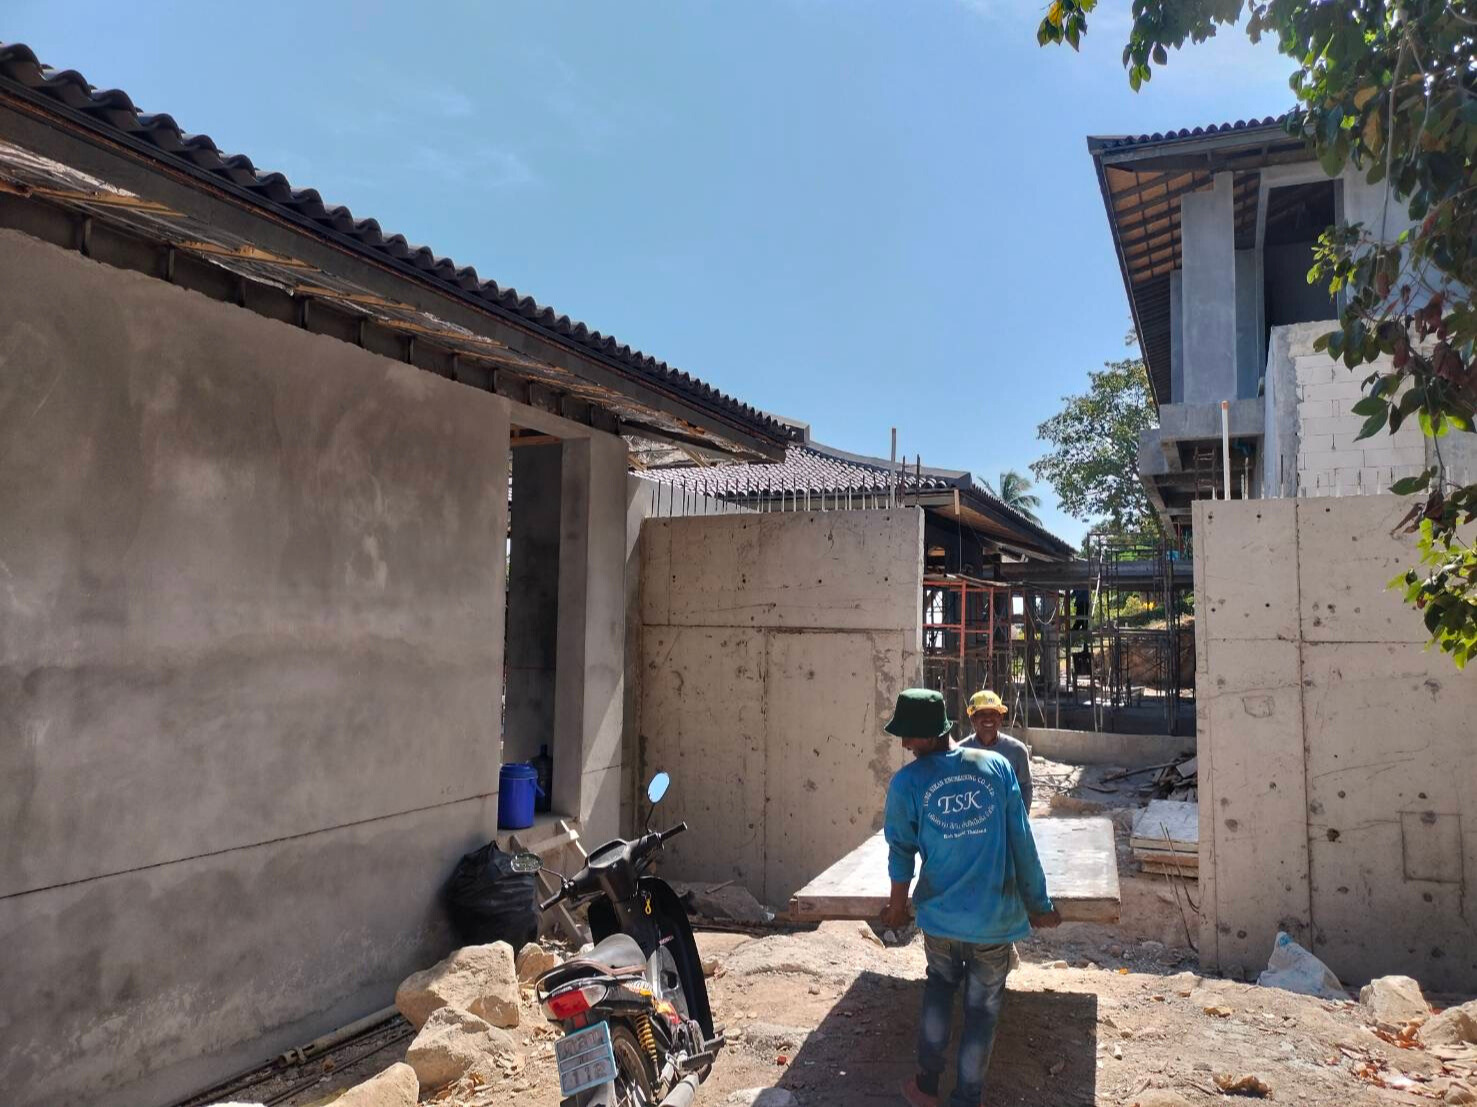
884 688 953 739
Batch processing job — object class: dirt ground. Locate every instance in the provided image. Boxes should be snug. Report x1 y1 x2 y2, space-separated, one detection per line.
246 755 1476 1106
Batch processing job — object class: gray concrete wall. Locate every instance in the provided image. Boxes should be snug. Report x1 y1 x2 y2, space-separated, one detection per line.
1181 173 1239 405
0 229 516 1105
1195 497 1477 992
621 477 750 834
1018 728 1194 768
637 509 924 904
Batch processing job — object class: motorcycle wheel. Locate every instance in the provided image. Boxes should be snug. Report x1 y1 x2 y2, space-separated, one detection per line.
564 1024 657 1107
609 1024 658 1106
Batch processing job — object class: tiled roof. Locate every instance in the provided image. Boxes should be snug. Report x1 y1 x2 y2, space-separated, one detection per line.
0 43 782 441
1089 114 1290 153
644 438 1075 557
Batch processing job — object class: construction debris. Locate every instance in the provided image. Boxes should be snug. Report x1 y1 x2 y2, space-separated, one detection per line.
395 943 520 1030
1130 799 1198 876
1422 1001 1477 1047
403 1006 520 1092
329 1061 418 1107
514 942 559 984
1360 975 1431 1026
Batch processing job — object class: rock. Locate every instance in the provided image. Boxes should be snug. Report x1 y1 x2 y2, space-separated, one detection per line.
405 1006 520 1091
725 1090 798 1106
1447 1084 1477 1106
332 1062 418 1107
396 943 520 1029
1140 940 1166 960
515 942 559 984
1360 975 1429 1025
1132 1093 1195 1107
1043 960 1070 970
1203 1006 1234 1018
743 1022 818 1054
1168 971 1201 996
1422 1001 1477 1047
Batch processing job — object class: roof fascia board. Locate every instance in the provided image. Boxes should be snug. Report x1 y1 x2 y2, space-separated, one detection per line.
0 91 783 460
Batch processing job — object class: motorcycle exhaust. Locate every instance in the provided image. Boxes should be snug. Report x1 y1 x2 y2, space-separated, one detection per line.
657 1074 701 1107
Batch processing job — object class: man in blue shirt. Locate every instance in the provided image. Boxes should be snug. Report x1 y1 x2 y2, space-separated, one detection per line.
878 689 1060 1107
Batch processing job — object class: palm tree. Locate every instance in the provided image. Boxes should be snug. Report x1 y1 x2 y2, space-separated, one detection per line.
990 469 1043 525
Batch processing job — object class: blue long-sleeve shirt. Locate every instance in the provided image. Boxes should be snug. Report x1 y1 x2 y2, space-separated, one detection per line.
883 745 1054 945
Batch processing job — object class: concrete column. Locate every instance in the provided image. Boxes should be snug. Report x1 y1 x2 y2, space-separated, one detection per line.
1181 172 1238 404
1235 249 1259 399
1169 269 1184 404
551 432 629 841
504 443 562 766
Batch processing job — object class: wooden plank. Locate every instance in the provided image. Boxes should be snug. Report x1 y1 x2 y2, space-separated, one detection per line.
787 817 1121 925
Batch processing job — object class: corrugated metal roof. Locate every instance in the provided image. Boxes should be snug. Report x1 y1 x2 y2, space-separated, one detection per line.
644 437 1075 557
0 42 783 441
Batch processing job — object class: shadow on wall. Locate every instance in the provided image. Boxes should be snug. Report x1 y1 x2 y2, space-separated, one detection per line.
765 970 1097 1106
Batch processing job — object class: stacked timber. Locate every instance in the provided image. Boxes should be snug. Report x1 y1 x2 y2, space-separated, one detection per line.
1130 799 1199 877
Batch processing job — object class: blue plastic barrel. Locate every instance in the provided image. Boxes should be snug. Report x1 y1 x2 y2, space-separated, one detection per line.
498 763 541 829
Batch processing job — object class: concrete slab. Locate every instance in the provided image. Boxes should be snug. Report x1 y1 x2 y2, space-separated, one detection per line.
787 818 1121 924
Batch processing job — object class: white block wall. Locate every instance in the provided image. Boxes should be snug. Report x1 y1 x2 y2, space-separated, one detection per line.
1281 322 1429 496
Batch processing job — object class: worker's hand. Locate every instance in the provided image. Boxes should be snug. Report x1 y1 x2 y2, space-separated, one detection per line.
880 902 912 930
1029 908 1063 930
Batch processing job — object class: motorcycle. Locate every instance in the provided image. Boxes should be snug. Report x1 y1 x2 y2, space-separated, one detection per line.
513 772 722 1107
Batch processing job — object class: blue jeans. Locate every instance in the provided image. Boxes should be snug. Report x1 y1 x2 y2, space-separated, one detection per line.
917 934 1011 1107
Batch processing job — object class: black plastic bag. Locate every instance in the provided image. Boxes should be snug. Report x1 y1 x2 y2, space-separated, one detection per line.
444 840 539 949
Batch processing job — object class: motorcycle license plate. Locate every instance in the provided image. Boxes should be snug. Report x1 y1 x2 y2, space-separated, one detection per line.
555 1020 618 1096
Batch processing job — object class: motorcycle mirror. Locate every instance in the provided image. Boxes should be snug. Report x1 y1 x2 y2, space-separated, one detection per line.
646 771 671 806
508 851 544 875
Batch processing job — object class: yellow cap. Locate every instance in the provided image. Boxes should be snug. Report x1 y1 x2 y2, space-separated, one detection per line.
967 690 1008 717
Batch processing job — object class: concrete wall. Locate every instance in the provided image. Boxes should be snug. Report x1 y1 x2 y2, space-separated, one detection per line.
1195 497 1477 992
0 229 631 1105
1019 728 1194 768
637 509 924 904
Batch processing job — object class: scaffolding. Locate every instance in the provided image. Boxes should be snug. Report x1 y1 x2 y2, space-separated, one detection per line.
922 537 1196 736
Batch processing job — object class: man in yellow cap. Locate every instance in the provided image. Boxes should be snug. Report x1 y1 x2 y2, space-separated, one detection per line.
960 691 1032 811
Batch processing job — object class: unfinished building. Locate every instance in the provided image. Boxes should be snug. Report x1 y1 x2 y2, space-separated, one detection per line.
1090 115 1477 992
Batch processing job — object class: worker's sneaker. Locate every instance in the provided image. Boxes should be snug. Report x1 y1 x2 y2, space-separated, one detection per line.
899 1076 939 1107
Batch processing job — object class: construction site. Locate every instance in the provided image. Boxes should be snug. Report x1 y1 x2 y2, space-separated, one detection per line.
2 27 1476 1107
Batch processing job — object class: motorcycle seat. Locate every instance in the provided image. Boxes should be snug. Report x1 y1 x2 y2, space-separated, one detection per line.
537 932 648 990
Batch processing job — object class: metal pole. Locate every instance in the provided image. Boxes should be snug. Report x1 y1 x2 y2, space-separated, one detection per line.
889 428 897 509
1220 399 1232 501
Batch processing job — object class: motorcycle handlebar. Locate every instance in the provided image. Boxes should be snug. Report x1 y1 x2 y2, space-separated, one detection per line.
539 888 565 912
657 822 688 843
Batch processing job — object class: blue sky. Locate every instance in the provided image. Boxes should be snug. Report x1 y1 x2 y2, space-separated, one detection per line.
7 1 1295 544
